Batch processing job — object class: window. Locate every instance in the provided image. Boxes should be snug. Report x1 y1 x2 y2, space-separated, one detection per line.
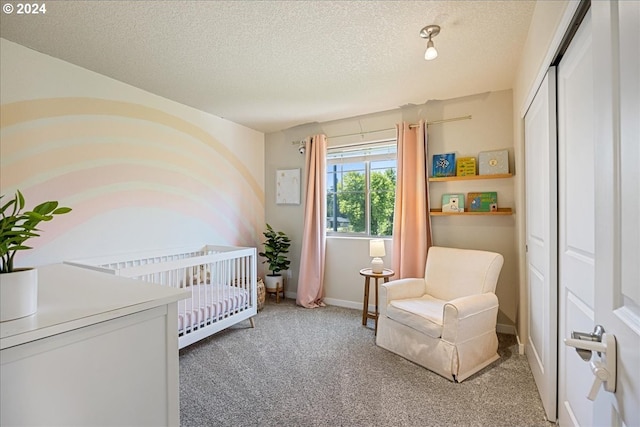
326 140 397 237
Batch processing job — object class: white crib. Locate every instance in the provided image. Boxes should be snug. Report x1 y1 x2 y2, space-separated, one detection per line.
66 245 257 349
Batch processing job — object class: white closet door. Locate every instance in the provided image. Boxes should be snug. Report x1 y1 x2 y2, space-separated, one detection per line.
557 8 596 427
557 3 640 426
591 1 640 425
524 67 557 422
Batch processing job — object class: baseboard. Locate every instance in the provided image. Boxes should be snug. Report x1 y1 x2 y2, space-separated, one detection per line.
496 323 516 335
322 297 364 311
516 335 525 355
496 322 524 354
517 334 525 355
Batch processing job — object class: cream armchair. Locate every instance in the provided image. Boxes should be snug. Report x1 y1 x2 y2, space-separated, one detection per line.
376 246 504 382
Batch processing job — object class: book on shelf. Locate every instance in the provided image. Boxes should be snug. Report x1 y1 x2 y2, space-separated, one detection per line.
456 157 477 176
442 194 465 213
432 153 456 177
467 192 498 212
478 149 509 175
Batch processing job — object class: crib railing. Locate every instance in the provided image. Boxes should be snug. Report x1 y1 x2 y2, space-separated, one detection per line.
66 245 258 348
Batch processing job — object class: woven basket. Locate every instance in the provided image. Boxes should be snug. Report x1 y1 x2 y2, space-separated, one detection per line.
257 278 266 311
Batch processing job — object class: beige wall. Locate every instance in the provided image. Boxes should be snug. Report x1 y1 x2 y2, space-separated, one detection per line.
0 39 265 266
266 89 518 328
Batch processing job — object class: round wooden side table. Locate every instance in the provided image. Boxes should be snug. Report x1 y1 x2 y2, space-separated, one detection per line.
359 268 394 335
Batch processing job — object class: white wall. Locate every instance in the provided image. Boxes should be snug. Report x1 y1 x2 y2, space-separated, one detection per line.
0 39 265 267
266 90 518 327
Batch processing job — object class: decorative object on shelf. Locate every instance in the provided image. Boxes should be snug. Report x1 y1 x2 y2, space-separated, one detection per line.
258 223 291 292
0 190 72 322
442 194 466 213
478 149 509 175
276 168 301 205
456 157 477 176
369 239 386 274
468 192 498 212
432 153 456 177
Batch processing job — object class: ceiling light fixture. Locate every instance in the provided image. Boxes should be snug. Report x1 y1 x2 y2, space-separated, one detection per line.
419 25 440 61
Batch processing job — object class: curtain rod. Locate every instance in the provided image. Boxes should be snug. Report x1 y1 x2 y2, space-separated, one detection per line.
327 115 472 139
290 114 471 144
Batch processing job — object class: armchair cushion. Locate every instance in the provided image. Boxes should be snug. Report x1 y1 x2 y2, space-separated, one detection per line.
387 295 446 338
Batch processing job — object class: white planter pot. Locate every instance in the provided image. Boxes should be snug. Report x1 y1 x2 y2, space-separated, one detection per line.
264 274 283 291
0 268 38 322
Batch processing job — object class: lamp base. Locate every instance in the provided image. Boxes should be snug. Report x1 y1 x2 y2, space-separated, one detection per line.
371 257 384 274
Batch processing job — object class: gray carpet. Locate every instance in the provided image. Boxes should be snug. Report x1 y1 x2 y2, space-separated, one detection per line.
179 298 551 427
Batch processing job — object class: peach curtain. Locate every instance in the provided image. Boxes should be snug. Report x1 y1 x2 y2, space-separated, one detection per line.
296 134 327 308
392 121 432 278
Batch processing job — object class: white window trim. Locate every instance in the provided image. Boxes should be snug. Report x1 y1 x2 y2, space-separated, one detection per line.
326 139 397 237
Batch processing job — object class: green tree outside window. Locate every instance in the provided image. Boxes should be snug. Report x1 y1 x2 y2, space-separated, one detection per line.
327 161 396 236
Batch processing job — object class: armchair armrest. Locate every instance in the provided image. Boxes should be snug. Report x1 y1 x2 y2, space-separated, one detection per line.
441 293 499 343
379 278 426 316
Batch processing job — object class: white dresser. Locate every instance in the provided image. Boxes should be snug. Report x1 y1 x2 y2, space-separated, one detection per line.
0 263 190 426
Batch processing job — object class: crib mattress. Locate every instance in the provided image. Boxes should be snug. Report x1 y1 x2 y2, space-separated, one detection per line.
177 283 249 333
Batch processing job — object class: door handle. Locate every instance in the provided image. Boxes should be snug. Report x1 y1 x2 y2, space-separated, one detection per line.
564 325 616 401
568 324 604 361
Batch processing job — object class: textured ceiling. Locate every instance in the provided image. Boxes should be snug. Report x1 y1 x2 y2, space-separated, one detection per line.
0 1 536 133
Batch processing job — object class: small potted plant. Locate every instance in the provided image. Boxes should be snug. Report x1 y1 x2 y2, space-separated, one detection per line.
1 190 71 321
258 223 291 292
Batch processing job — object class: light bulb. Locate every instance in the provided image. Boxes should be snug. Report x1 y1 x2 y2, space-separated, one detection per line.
424 39 438 60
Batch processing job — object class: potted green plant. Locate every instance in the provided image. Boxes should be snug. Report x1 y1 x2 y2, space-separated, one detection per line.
1 190 71 321
258 223 291 292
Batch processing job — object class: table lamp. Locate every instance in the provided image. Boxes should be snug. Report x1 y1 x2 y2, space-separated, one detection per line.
369 239 386 274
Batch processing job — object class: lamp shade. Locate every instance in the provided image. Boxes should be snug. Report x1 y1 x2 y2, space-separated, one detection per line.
369 239 386 257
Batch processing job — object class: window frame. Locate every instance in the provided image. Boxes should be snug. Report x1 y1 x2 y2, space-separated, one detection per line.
326 139 397 237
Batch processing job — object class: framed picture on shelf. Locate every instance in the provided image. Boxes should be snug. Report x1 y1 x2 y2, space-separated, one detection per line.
442 194 465 213
432 153 456 177
467 192 498 212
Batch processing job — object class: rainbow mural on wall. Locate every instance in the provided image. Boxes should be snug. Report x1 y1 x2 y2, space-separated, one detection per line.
0 96 265 266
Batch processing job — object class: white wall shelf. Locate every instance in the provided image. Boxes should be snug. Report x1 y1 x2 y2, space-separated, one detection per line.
429 172 514 215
